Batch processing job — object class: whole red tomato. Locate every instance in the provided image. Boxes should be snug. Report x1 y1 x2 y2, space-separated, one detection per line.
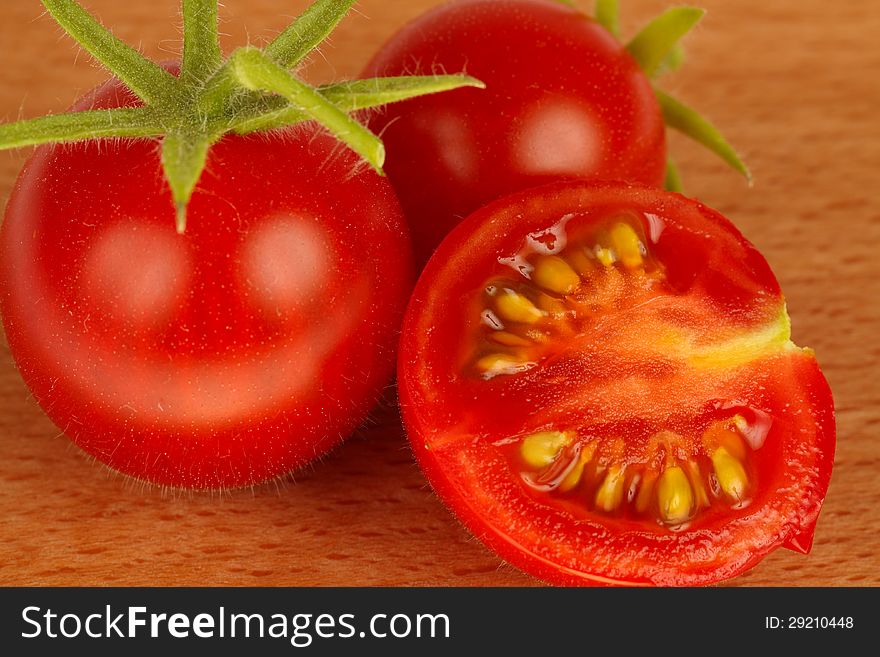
398 181 835 586
0 76 413 490
365 0 667 264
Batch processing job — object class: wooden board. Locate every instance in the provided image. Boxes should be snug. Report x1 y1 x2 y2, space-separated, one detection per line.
1 0 878 587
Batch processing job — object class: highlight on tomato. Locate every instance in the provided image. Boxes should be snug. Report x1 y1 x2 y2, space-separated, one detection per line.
398 181 835 586
0 0 481 489
365 0 751 266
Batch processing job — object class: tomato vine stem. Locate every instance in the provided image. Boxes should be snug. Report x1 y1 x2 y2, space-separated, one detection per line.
264 0 357 69
232 76 488 135
229 48 386 172
664 158 684 193
657 90 753 184
563 0 751 190
626 7 705 78
181 0 222 84
42 0 183 108
594 0 620 38
0 0 483 231
0 108 163 148
161 132 213 234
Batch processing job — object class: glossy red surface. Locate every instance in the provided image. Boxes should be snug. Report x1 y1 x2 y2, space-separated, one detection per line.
365 0 667 265
0 76 413 489
398 181 835 585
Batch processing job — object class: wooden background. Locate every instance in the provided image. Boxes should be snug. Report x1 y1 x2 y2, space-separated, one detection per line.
0 0 878 586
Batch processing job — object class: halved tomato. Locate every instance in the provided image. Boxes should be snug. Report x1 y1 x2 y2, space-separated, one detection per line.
398 181 835 586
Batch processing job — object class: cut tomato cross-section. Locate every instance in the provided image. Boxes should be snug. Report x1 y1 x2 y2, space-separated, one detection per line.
399 181 835 586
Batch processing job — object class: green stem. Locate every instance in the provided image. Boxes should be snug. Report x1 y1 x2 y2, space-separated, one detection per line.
41 0 181 107
161 132 214 232
627 7 704 78
230 48 384 171
197 66 240 116
664 158 684 193
657 90 751 182
181 0 222 83
264 0 356 69
233 75 485 134
0 108 163 149
0 0 488 232
656 44 686 77
321 75 486 108
200 0 358 118
595 0 620 38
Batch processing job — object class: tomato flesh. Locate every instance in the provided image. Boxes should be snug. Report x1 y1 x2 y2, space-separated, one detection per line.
365 0 666 265
0 76 413 489
399 181 835 586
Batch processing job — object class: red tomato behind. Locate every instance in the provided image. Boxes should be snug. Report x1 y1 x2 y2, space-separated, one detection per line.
399 181 835 586
0 77 413 490
365 0 667 265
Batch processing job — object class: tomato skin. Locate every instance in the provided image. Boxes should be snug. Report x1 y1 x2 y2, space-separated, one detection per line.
365 0 667 265
0 76 413 490
398 181 835 586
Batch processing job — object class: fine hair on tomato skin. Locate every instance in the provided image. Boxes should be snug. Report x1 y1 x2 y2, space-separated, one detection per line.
0 71 415 491
398 180 835 587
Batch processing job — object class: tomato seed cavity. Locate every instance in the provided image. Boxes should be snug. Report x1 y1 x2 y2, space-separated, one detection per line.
468 211 772 529
516 414 762 528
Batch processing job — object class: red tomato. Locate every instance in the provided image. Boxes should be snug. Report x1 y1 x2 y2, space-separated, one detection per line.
0 75 413 490
365 0 666 265
398 181 835 586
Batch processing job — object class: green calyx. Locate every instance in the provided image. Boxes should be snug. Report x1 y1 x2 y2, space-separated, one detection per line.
591 0 751 191
0 0 484 232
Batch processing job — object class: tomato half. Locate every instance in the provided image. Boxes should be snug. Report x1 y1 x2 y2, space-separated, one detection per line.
398 181 835 586
365 0 666 265
0 75 413 490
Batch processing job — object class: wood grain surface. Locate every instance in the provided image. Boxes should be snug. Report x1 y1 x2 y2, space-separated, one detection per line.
0 0 878 587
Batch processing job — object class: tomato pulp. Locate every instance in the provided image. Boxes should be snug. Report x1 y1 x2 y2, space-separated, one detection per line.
0 77 413 489
398 181 834 586
365 0 666 265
